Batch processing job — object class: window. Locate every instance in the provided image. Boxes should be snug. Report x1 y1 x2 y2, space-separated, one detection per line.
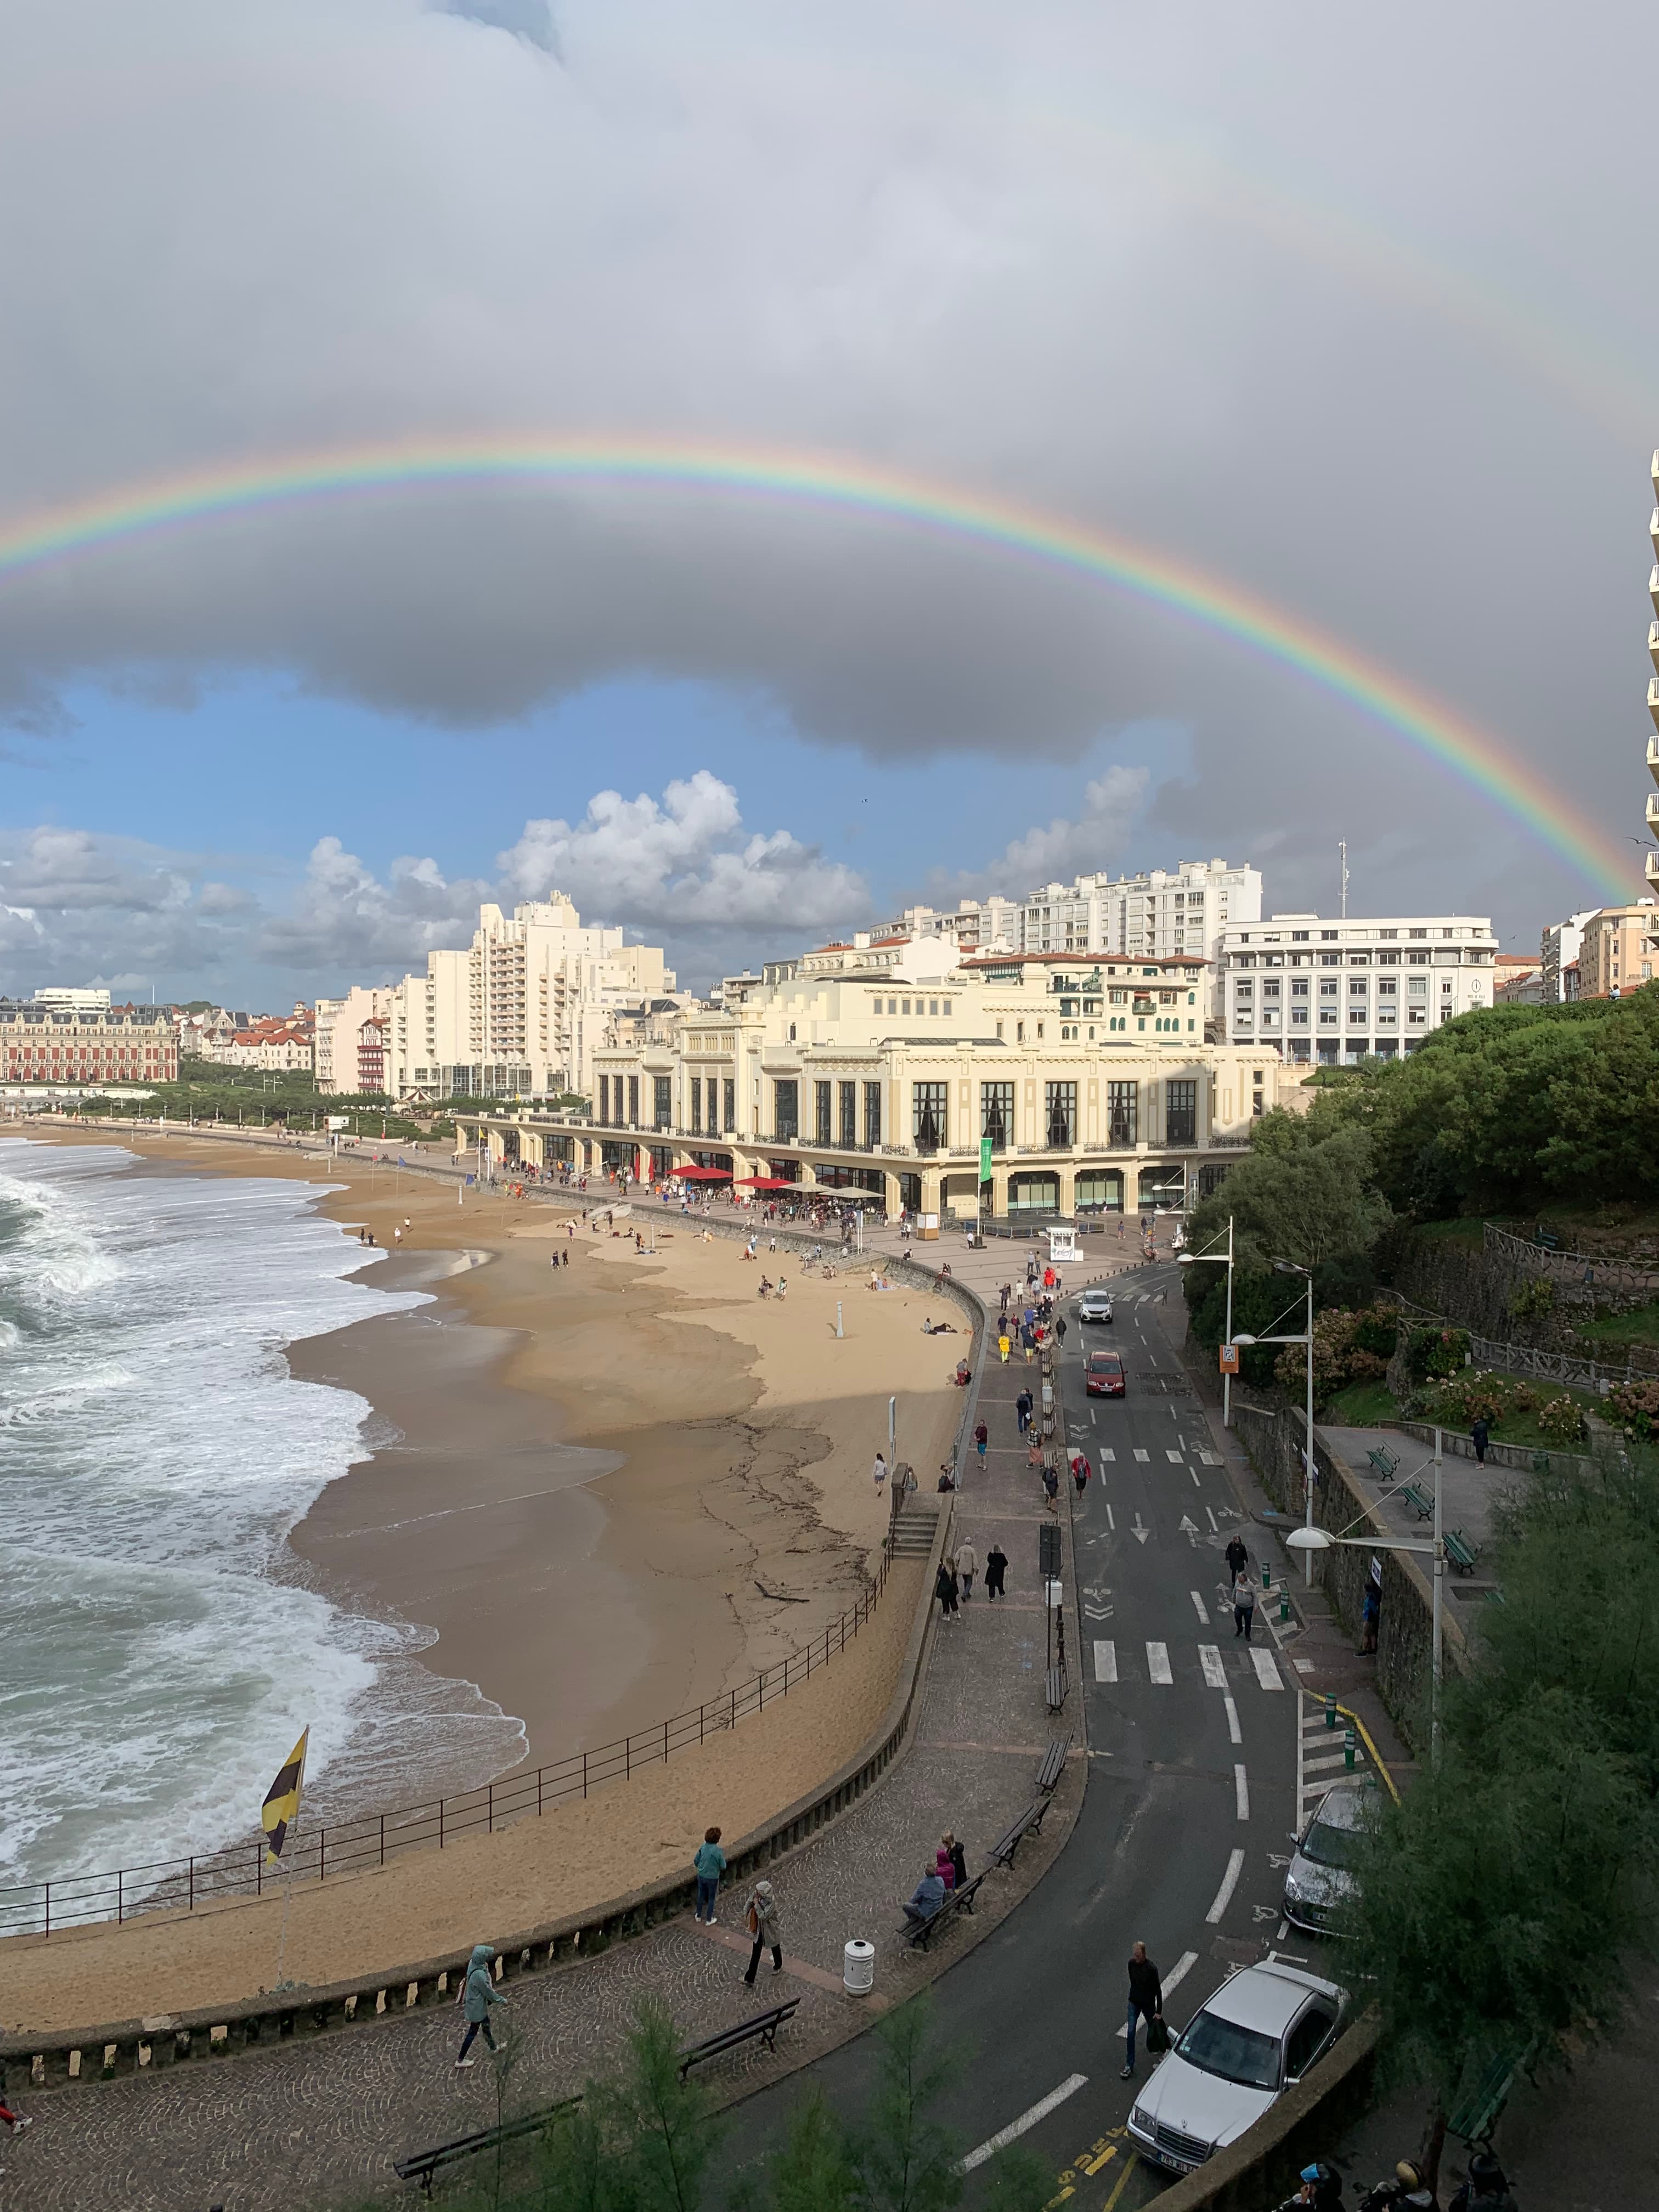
942 998 952 1016
979 1081 1015 1149
1291 929 1310 941
815 1080 832 1145
901 998 912 1015
928 998 939 1017
690 1076 702 1134
1016 1022 1024 1042
864 1081 882 1148
1291 979 1309 997
1409 927 1428 939
913 1081 948 1153
1321 929 1339 941
723 1078 736 1132
627 1075 640 1125
774 1079 799 1141
1284 2006 1338 2084
598 1074 610 1122
653 1076 672 1129
1166 1079 1198 1145
1107 1080 1138 1147
1045 1080 1077 1147
839 1080 858 1148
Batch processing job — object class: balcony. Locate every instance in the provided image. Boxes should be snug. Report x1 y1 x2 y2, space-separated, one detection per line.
1651 676 1659 736
1650 621 1659 676
1649 736 1659 788
1649 847 1659 893
1651 563 1659 617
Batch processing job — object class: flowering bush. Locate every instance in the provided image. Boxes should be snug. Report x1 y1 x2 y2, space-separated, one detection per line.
1536 1394 1585 1446
1607 1379 1659 1439
1275 1305 1401 1399
1424 1371 1512 1429
1507 1276 1556 1323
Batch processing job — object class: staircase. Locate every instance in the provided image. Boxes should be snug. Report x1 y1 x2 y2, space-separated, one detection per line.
890 1496 940 1559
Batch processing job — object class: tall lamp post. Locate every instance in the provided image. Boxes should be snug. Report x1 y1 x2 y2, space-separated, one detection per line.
1177 1215 1235 1428
1287 1429 1445 1764
1231 1255 1316 1578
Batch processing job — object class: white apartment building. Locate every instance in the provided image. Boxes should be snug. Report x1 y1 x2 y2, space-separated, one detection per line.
321 897 678 1100
1221 913 1497 1063
1646 448 1658 894
871 896 1022 956
1539 911 1600 1004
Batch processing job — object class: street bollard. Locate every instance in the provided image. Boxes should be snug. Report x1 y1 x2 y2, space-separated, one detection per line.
1325 1691 1338 1730
1344 1726 1357 1770
1278 1584 1290 1623
1261 1561 1272 1592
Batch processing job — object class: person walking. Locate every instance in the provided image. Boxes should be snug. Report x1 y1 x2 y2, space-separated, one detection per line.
454 1943 508 2067
1121 1942 1164 2078
954 1538 978 1601
998 1327 1011 1364
985 1541 1008 1600
973 1419 989 1466
693 1826 726 1922
1070 1450 1091 1499
741 1878 783 1984
1015 1386 1034 1435
1042 1461 1060 1511
1224 1533 1249 1584
1054 1313 1068 1348
1360 1577 1380 1656
0 2101 33 2137
1471 1415 1490 1466
1233 1567 1257 1643
934 1559 960 1622
872 1452 888 1500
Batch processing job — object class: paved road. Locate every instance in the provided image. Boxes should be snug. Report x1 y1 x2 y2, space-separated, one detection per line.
716 1262 1309 2210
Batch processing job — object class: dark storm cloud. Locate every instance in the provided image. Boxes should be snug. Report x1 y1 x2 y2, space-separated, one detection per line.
0 0 1654 928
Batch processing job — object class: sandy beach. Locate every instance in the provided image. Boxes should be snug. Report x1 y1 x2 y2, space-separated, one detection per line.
3 1128 966 2024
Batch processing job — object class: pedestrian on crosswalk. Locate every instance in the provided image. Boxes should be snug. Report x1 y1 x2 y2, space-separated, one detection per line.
1233 1568 1257 1643
1121 1943 1164 2079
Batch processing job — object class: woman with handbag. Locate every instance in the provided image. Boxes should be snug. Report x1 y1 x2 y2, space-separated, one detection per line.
741 1878 783 1984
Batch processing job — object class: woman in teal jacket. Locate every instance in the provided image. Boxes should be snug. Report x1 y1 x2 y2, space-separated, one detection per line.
455 1944 508 2067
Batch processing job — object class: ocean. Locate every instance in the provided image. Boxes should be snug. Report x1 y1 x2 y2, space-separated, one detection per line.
0 1138 526 1899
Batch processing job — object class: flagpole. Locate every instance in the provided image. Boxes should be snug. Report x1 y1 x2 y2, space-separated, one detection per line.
274 1853 297 1990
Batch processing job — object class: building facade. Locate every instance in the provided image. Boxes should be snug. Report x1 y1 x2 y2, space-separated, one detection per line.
1577 904 1658 998
1647 447 1658 894
1539 910 1600 1003
0 1000 177 1086
455 936 1295 1221
1220 912 1498 1062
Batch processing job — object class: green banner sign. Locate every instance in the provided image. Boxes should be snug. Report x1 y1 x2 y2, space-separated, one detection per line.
979 1136 993 1181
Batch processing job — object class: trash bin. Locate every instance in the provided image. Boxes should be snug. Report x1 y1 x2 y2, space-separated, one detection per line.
843 1938 876 1995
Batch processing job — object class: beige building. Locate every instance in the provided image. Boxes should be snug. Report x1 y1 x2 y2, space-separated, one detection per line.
1647 448 1658 893
1577 904 1658 999
455 935 1294 1221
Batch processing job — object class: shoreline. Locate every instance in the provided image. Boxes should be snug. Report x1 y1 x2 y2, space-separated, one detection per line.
13 1125 961 1848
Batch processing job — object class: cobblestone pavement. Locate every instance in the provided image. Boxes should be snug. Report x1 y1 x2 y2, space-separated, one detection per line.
8 1292 1086 2212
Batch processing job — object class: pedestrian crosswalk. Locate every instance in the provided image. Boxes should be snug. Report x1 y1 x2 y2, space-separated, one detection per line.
1088 1638 1293 1690
1296 1690 1385 1820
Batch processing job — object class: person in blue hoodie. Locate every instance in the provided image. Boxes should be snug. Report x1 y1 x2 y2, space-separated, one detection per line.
454 1944 508 2067
693 1826 726 1923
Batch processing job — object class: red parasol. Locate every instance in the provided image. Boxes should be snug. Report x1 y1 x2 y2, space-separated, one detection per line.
675 1165 732 1180
733 1176 796 1189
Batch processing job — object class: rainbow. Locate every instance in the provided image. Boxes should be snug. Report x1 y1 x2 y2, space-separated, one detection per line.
0 435 1633 895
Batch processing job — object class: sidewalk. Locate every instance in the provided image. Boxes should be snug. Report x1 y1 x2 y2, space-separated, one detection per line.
12 1293 1088 2212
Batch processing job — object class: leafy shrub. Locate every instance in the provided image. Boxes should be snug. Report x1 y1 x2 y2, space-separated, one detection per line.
1511 1381 1537 1412
1508 1276 1557 1323
1536 1395 1585 1446
1425 1371 1511 1429
1406 1324 1472 1383
1351 1311 1401 1359
1606 1379 1659 1440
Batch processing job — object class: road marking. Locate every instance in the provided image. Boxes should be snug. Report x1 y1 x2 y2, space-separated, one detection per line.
1235 1764 1250 1819
1099 1447 1116 1463
1191 1465 1202 1487
1165 1448 1183 1463
1093 1640 1118 1683
959 2073 1090 2172
1130 1513 1150 1545
1146 1640 1172 1684
1133 1448 1150 1463
1115 1950 1198 2034
1102 2159 1136 2212
1105 1501 1115 1530
1190 1590 1210 1625
1200 1451 1223 1465
1249 1649 1284 1691
1304 1749 1354 1774
1198 1644 1225 1687
1206 1848 1246 1923
1223 1692 1242 1745
1205 1506 1217 1532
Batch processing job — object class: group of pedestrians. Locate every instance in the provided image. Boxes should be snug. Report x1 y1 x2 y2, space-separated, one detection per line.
934 1538 1007 1618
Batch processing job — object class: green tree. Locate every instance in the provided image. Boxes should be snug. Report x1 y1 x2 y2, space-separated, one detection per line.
856 1996 964 2212
1185 1117 1392 1277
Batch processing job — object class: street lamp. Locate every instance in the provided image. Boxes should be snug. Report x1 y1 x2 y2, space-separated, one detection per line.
1230 1255 1316 1579
1177 1215 1235 1428
1286 1428 1445 1764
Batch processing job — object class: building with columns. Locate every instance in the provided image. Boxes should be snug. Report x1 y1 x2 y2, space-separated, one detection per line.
453 934 1295 1221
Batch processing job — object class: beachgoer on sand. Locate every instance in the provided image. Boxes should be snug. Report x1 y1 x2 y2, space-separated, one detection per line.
872 1452 888 1498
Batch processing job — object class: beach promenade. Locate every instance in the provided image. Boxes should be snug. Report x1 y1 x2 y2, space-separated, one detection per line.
7 1261 1091 2211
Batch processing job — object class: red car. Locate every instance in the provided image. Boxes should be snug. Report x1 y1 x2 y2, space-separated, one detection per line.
1086 1351 1126 1397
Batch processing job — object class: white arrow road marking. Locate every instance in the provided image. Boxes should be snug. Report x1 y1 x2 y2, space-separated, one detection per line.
1133 1448 1150 1463
1084 1604 1113 1621
1178 1515 1200 1547
1206 1849 1246 1924
1147 1641 1173 1684
958 2073 1090 2173
1199 1644 1226 1689
1249 1648 1284 1691
1131 1514 1150 1545
1115 1950 1198 2034
1235 1764 1250 1819
1093 1640 1118 1683
1223 1693 1242 1745
1190 1589 1210 1624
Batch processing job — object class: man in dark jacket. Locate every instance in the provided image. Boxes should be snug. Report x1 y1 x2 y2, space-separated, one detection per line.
1016 1387 1034 1435
1225 1533 1249 1584
1121 1941 1163 2078
1449 2152 1517 2211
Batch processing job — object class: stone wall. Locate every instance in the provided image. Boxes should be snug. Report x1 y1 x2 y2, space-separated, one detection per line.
1233 1401 1468 1752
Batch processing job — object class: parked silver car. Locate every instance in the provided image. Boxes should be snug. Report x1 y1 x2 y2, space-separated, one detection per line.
1282 1780 1375 1936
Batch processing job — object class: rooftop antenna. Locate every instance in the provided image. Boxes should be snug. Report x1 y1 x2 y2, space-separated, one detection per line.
1338 839 1349 920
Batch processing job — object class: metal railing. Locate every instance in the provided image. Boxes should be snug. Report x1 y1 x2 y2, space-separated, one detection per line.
0 1545 895 1943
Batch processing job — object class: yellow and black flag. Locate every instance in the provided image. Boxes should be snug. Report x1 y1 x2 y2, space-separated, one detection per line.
262 1726 309 1869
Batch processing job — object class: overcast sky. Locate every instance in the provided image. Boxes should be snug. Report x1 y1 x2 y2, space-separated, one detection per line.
0 0 1654 1002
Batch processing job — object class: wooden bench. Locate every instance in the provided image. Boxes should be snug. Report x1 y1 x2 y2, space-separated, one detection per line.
678 1999 801 2079
394 2098 580 2196
989 1797 1051 1869
1044 1666 1069 1713
1365 1445 1401 1483
902 1872 986 1951
1443 1528 1482 1576
1036 1735 1072 1793
1398 1482 1435 1522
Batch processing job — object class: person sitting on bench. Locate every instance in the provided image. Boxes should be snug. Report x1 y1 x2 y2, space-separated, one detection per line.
901 1862 946 1931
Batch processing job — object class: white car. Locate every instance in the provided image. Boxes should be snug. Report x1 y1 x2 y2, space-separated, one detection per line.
1077 1288 1115 1324
1126 1961 1346 2177
1282 1781 1374 1936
